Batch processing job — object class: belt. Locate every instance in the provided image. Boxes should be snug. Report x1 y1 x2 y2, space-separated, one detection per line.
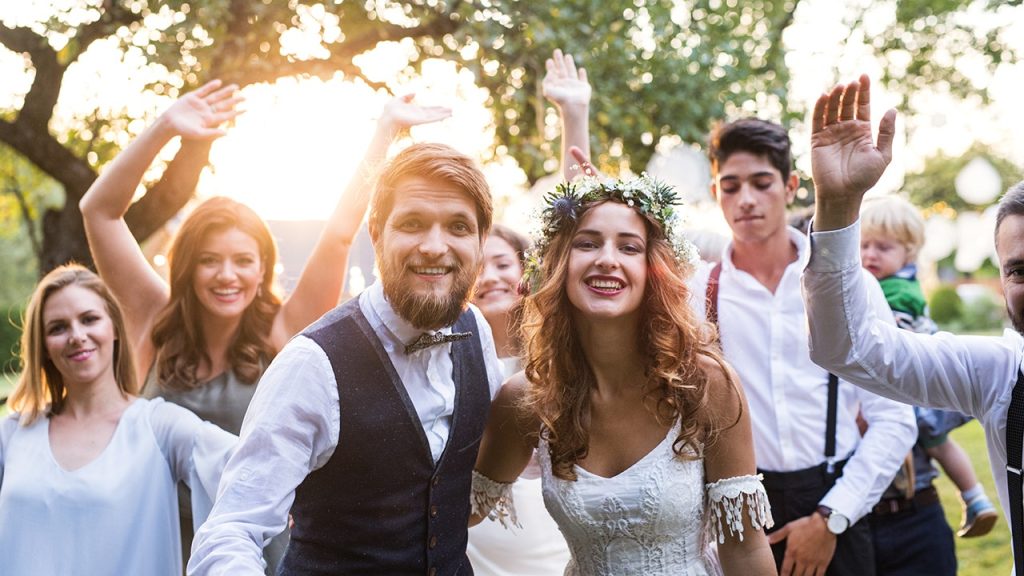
871 485 940 516
759 458 850 492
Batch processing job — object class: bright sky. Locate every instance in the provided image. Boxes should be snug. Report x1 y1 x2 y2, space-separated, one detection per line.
1 0 1022 232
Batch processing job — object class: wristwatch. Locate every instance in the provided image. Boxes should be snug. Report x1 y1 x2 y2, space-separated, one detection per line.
816 505 850 535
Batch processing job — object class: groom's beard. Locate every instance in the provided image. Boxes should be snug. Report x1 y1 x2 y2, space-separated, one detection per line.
380 256 478 331
1010 304 1024 335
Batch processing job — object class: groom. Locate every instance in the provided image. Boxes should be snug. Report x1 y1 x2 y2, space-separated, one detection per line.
189 143 503 575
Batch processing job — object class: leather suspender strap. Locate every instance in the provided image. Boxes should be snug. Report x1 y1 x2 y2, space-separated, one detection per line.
825 373 839 473
1006 369 1024 575
705 263 723 327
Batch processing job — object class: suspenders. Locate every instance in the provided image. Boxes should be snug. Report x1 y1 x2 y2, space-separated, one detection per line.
825 372 840 473
706 262 841 467
1007 369 1024 575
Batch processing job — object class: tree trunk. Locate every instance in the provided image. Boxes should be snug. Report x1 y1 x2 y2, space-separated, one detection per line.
40 182 93 274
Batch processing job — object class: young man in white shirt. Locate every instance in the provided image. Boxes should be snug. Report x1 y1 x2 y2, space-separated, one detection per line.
803 74 1024 575
188 143 505 576
691 117 915 576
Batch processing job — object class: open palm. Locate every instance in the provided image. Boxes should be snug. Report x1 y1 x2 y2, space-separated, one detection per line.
810 75 896 204
379 94 452 132
542 49 591 108
162 80 243 141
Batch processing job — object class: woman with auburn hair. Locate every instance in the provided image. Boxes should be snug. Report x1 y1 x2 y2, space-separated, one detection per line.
467 223 571 575
0 265 234 575
471 176 777 575
79 79 451 570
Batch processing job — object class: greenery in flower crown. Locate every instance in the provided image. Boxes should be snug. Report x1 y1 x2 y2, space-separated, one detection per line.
521 173 699 294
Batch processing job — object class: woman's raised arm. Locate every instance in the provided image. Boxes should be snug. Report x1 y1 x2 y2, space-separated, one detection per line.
80 80 242 360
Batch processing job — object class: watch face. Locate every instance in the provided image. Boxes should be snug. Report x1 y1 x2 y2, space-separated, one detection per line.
827 513 850 534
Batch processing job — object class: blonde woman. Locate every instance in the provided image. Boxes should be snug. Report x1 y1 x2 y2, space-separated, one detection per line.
0 265 234 575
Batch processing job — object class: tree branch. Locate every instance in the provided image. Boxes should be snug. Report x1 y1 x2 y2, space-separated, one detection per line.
236 57 389 90
0 24 65 130
72 0 143 60
5 181 43 260
0 119 97 197
124 139 213 242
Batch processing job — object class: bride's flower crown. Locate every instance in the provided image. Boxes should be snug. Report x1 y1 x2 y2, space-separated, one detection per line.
521 173 699 293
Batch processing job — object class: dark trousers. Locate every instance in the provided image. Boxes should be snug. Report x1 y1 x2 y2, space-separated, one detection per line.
761 461 876 576
869 499 956 576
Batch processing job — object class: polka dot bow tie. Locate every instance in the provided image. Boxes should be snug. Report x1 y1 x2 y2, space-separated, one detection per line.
404 331 473 355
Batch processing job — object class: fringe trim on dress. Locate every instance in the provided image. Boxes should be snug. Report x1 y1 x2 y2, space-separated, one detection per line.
704 473 774 543
470 470 521 529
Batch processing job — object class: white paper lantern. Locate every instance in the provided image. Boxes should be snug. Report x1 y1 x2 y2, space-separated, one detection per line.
920 215 957 262
955 157 1003 206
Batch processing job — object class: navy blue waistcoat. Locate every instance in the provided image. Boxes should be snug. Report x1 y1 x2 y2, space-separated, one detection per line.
278 298 490 576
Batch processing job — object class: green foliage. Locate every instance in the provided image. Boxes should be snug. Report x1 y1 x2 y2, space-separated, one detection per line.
957 291 1006 332
0 145 53 305
929 284 964 325
0 305 22 374
461 0 798 181
872 0 1022 106
903 143 1022 215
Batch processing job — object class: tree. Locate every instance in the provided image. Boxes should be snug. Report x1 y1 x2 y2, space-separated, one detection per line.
902 143 1021 215
1 0 463 272
1 0 1020 274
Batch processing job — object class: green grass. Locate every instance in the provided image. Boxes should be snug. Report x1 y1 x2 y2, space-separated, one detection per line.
935 419 1012 574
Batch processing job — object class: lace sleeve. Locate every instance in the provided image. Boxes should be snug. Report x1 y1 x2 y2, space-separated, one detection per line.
471 470 520 529
704 474 774 544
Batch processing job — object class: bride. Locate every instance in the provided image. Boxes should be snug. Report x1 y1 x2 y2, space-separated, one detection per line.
471 173 776 575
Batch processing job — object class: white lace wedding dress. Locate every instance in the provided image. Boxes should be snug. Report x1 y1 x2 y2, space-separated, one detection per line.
473 422 772 576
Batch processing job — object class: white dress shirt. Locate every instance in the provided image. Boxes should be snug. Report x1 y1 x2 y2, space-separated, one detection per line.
689 226 917 523
803 220 1023 560
188 281 504 575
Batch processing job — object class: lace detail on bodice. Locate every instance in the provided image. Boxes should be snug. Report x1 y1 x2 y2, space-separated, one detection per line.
705 474 773 543
538 424 715 576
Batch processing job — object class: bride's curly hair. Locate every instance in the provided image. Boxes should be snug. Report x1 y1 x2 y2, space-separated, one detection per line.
520 199 739 481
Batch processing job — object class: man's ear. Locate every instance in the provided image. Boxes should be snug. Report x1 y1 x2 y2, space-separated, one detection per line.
368 220 380 247
785 172 799 204
709 180 719 202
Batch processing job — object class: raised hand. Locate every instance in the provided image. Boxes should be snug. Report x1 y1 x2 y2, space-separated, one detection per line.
810 75 897 230
543 49 591 109
378 93 452 136
160 80 243 140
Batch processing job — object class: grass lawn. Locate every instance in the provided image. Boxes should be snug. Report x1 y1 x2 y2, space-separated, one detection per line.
936 419 1012 575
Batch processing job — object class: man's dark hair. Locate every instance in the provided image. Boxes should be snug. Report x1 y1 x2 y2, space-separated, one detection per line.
708 118 792 180
995 180 1024 240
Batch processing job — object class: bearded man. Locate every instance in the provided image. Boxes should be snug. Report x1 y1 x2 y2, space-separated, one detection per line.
189 143 503 576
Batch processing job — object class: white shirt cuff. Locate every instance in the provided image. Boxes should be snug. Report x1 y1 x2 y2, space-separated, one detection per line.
807 219 862 273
